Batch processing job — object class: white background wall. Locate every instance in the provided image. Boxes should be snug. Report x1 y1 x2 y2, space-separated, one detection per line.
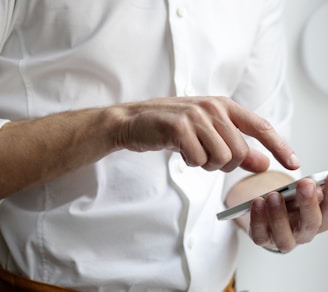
236 0 328 291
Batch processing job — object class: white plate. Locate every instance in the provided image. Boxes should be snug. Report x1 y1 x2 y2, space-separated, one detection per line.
302 2 328 95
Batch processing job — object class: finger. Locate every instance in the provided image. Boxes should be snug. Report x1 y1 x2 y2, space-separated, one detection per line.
265 192 296 252
229 102 300 170
195 123 233 171
285 197 300 212
295 178 322 243
211 117 249 172
195 97 267 172
319 176 328 233
249 197 271 246
240 148 270 173
180 140 207 167
175 100 234 170
202 106 268 173
178 124 208 167
193 100 247 172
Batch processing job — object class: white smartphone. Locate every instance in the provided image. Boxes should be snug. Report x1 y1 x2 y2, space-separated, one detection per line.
216 170 328 221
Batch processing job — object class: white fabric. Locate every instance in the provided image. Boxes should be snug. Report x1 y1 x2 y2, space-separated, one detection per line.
0 0 298 291
0 119 10 128
0 0 16 52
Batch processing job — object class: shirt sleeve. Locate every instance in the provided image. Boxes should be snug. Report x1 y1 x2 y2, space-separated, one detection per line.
0 119 11 129
222 0 301 199
0 0 17 53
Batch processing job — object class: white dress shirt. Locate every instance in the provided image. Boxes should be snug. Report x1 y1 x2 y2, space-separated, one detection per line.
0 0 297 291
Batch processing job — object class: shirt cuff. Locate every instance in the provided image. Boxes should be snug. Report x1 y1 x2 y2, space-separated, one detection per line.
0 119 11 129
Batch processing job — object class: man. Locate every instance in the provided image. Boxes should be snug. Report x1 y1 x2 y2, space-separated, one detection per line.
0 0 327 291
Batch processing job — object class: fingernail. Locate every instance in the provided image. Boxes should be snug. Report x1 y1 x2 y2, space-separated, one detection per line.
267 192 282 206
316 186 324 201
299 183 314 199
288 153 300 168
252 198 265 212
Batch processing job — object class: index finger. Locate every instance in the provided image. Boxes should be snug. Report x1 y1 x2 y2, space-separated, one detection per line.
230 103 300 170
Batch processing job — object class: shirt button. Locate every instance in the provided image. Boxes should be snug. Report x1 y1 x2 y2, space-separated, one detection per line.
177 160 187 173
184 86 193 96
176 8 187 18
187 236 194 249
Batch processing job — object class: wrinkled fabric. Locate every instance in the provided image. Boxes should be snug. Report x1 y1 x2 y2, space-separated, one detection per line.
0 1 297 291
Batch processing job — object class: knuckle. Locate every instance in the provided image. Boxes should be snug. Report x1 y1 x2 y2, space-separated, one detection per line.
296 222 320 244
219 150 233 165
276 241 296 252
199 97 229 116
202 152 232 171
220 164 236 173
296 236 313 245
221 148 248 172
188 155 207 168
202 162 217 171
275 140 290 155
256 117 273 132
232 144 249 162
215 151 233 170
173 114 191 136
186 102 205 118
301 222 320 237
252 236 270 247
297 237 312 245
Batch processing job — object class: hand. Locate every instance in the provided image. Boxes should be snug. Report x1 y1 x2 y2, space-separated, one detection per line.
115 96 300 172
249 176 328 253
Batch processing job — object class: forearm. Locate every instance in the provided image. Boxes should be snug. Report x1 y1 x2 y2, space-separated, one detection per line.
0 95 300 199
225 171 294 230
0 107 122 198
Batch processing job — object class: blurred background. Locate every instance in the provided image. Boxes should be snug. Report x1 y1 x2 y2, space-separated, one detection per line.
236 0 328 291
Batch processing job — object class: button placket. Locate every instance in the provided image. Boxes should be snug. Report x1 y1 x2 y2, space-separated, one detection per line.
167 0 191 97
184 86 193 96
176 7 187 18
